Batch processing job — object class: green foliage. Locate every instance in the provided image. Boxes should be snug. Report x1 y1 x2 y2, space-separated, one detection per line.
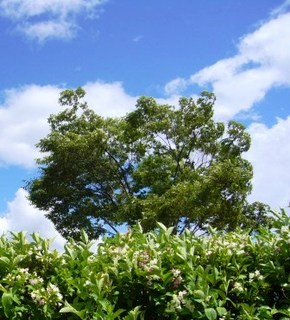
27 88 262 239
0 210 289 319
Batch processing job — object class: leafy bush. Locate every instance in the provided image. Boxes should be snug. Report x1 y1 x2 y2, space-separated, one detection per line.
0 210 290 319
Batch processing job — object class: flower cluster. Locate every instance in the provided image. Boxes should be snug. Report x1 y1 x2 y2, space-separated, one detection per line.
30 283 63 306
136 250 150 268
171 268 182 288
249 270 264 282
280 226 289 234
2 267 63 309
232 282 244 293
167 290 187 311
208 235 247 256
133 250 159 273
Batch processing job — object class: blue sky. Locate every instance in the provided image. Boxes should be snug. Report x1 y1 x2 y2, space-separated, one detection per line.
0 0 290 249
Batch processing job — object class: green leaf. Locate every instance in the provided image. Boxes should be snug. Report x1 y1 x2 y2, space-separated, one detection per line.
2 292 15 318
112 308 126 319
0 256 10 265
216 307 227 316
271 309 290 317
64 245 76 259
31 232 40 242
156 222 167 232
12 255 26 265
123 306 144 320
193 290 205 299
205 308 217 320
80 229 89 244
60 301 86 319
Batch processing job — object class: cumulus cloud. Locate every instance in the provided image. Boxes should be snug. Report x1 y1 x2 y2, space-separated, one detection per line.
0 85 60 167
0 188 66 250
83 81 137 117
0 78 289 244
245 117 290 210
164 78 188 96
0 0 108 41
161 4 290 210
0 82 136 168
164 11 290 121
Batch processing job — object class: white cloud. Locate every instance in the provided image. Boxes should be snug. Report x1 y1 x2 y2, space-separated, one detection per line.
0 82 136 168
246 116 290 209
0 82 191 249
0 0 106 18
1 80 290 212
164 11 290 121
83 81 137 117
21 20 76 41
0 188 66 250
161 5 290 211
0 85 61 167
164 78 188 96
0 0 108 41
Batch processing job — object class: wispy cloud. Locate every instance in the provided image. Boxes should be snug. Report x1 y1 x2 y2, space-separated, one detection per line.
164 11 290 121
271 0 290 16
164 78 188 96
0 0 108 42
21 20 77 41
132 35 143 43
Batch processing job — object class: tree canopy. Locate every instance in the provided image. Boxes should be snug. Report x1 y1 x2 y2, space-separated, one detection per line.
27 88 265 239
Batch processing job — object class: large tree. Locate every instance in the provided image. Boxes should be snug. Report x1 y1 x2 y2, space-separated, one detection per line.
27 88 259 239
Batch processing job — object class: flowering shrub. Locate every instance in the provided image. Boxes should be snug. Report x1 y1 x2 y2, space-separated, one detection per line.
0 210 290 319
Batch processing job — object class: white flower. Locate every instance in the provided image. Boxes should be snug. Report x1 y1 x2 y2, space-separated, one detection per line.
149 258 158 266
56 292 63 300
254 270 260 276
47 283 60 294
84 280 91 287
233 282 244 292
281 226 289 234
29 278 39 285
171 268 181 277
19 268 29 274
178 290 187 301
30 292 37 300
30 290 42 303
170 290 187 311
171 294 182 310
249 270 264 281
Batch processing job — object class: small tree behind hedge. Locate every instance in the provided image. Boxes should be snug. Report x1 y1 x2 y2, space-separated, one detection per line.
27 88 263 240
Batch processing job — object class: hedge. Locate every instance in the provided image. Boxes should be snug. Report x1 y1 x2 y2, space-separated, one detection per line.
0 210 289 319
